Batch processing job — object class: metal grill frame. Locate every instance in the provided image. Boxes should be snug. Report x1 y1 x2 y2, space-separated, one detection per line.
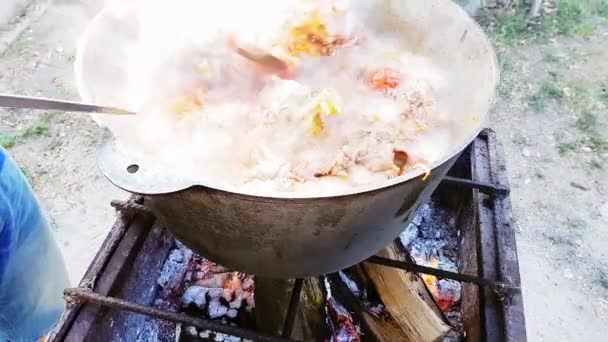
49 129 526 342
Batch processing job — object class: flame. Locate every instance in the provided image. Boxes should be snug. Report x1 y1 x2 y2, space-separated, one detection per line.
421 257 458 312
223 273 243 292
421 258 440 298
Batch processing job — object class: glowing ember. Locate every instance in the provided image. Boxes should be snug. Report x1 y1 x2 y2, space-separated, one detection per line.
402 201 462 316
420 258 459 312
182 257 255 319
421 258 440 295
325 278 361 342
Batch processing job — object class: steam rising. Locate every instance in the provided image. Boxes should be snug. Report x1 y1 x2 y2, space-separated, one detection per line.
85 0 466 196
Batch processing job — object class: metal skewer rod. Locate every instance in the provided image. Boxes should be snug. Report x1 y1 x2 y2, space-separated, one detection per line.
0 94 135 115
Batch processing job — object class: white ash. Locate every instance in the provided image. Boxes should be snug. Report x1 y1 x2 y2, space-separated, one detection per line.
185 326 199 336
181 256 255 336
245 293 254 311
241 277 254 291
400 199 462 327
229 295 243 309
337 271 387 318
227 309 238 319
324 277 332 298
208 298 229 319
438 279 461 304
222 289 234 302
182 286 209 308
196 325 253 342
403 201 459 262
214 333 243 342
399 223 419 249
198 330 248 341
157 247 192 288
338 271 361 298
182 284 254 318
207 288 224 300
411 208 424 226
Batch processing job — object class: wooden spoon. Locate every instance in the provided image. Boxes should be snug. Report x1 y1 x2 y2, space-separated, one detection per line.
227 35 291 76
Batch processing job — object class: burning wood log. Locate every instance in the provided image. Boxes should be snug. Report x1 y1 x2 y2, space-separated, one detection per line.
326 272 406 341
255 245 451 342
255 277 328 341
154 242 193 340
361 242 451 341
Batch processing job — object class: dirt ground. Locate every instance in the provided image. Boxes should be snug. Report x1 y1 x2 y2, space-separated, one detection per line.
0 1 607 340
0 0 124 285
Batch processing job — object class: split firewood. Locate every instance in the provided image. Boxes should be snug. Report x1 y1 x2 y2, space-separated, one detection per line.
361 242 451 341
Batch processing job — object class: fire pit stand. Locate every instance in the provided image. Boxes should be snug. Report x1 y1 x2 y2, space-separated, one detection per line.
49 129 526 342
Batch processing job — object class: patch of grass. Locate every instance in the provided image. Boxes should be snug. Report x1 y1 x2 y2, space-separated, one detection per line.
552 0 587 34
485 0 608 45
600 264 608 289
599 86 608 106
22 120 49 137
586 134 608 152
557 141 578 155
493 13 531 45
47 139 62 151
569 84 595 106
538 0 608 37
55 84 74 98
541 80 565 99
557 81 608 153
528 93 546 112
576 111 598 133
575 111 608 152
512 132 530 145
544 218 588 260
0 115 52 149
588 159 603 170
0 133 21 149
528 79 564 112
497 52 518 98
600 0 608 17
1 39 31 59
544 52 569 64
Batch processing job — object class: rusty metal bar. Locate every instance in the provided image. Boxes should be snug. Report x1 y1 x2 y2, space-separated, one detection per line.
111 200 153 215
366 256 518 297
64 288 294 342
442 176 509 196
481 129 527 342
63 211 156 342
281 279 304 338
48 196 142 341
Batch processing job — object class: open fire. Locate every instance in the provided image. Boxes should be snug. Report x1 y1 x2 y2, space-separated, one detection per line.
50 130 526 342
400 200 463 325
154 196 467 340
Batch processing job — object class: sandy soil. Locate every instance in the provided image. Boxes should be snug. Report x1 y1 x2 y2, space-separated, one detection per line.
0 1 607 340
491 30 608 340
0 0 125 285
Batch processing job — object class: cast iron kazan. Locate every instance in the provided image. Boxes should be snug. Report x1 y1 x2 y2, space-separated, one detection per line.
76 0 499 278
